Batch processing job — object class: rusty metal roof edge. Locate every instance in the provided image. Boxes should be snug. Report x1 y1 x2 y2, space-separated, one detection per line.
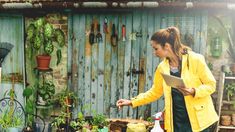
0 1 235 10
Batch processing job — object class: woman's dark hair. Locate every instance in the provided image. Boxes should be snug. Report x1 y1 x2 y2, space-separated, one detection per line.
151 26 190 58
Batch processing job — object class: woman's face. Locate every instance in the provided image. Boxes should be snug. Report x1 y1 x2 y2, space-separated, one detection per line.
151 40 168 58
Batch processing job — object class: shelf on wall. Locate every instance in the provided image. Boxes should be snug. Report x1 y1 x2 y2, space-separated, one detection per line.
225 76 235 80
222 100 234 105
218 125 235 129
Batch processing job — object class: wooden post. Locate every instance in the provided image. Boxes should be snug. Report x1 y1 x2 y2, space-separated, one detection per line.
0 67 1 84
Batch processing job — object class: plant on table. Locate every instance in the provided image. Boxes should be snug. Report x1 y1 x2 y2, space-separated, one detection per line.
70 112 90 131
91 114 109 132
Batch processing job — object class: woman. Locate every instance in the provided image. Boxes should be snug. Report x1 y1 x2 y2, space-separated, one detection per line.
116 27 218 132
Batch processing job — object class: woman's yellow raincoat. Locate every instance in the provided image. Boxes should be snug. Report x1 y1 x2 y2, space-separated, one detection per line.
131 51 219 132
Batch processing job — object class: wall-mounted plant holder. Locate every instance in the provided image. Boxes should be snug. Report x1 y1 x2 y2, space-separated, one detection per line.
211 36 222 58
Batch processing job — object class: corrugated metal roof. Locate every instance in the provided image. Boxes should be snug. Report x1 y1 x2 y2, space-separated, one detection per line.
0 0 234 10
0 0 234 2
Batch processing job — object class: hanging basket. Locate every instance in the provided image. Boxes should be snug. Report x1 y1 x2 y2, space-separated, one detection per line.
36 55 51 70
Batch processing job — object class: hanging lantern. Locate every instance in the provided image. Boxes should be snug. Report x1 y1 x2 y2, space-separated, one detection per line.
211 36 222 58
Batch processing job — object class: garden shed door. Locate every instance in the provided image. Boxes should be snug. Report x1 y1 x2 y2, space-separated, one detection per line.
0 14 25 105
69 11 208 118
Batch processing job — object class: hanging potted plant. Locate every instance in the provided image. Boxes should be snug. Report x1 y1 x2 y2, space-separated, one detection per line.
26 17 65 70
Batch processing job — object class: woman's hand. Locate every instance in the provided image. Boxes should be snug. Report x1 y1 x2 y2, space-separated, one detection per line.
116 99 132 110
177 87 195 96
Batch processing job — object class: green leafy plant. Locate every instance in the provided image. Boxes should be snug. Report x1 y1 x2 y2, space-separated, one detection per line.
0 110 23 129
225 82 235 99
56 88 77 107
70 112 88 131
51 112 67 129
37 80 55 106
91 114 109 129
23 85 36 128
26 17 65 65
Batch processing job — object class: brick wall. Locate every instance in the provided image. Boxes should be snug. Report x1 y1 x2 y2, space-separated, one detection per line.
46 14 68 92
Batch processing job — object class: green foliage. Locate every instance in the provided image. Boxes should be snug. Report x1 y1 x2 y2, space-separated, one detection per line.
146 117 154 122
23 88 33 98
54 29 65 47
38 81 55 105
92 114 109 129
225 82 235 97
55 88 77 107
70 112 87 131
51 112 67 129
26 17 65 65
0 110 22 129
23 85 36 127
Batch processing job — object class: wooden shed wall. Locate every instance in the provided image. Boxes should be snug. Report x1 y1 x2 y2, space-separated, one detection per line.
0 14 25 104
68 10 208 118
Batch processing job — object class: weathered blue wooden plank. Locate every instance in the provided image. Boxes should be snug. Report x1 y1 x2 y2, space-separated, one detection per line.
104 15 112 117
167 12 175 27
97 15 105 115
0 15 24 105
156 13 165 114
199 11 208 55
185 12 195 50
145 11 155 118
84 15 92 116
137 11 148 119
123 13 132 117
73 14 85 115
0 16 23 74
180 13 187 45
117 14 126 118
91 15 99 115
193 12 201 53
109 14 119 118
67 13 73 93
151 13 162 115
130 11 142 118
70 14 79 117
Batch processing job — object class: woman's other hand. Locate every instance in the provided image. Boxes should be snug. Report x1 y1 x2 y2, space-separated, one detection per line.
177 87 195 96
116 99 132 110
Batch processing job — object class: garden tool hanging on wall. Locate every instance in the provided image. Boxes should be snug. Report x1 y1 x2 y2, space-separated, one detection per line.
0 42 14 83
111 24 118 47
89 23 95 45
96 23 103 43
103 17 108 34
122 24 126 41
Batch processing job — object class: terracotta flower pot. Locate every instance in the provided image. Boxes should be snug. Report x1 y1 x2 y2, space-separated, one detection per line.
221 115 231 126
230 63 235 75
36 55 51 70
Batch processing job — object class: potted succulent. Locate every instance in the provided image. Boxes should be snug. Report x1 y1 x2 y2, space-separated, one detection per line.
26 17 65 70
